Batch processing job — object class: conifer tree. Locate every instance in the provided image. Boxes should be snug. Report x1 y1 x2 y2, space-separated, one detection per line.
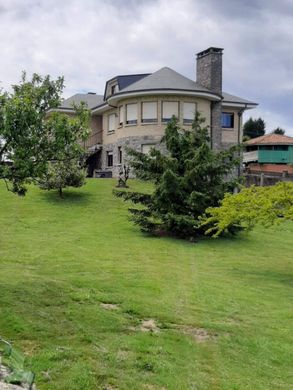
115 113 240 239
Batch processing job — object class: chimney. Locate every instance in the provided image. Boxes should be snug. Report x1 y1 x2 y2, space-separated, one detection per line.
196 47 223 94
196 47 223 151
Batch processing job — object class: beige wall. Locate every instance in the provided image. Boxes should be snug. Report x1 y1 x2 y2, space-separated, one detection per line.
221 107 242 145
101 95 211 146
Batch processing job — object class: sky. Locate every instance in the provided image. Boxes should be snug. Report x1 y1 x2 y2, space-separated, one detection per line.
0 0 292 135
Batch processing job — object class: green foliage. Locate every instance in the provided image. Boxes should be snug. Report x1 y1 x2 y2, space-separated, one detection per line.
201 182 293 237
243 117 266 139
39 160 86 197
115 113 240 238
272 127 285 135
0 72 90 195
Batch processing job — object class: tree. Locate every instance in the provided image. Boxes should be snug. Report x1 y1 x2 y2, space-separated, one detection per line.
39 160 86 198
272 127 285 135
114 113 240 239
0 73 90 195
201 182 293 237
243 117 266 139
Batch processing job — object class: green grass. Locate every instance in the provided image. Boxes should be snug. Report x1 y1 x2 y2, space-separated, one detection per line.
0 179 292 389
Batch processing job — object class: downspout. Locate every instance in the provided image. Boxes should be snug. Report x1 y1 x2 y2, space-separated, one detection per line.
210 102 213 148
237 104 248 177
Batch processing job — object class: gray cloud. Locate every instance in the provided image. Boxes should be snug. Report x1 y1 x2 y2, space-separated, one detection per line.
0 0 292 134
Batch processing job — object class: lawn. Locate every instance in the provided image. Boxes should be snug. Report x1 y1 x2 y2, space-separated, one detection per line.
0 179 292 389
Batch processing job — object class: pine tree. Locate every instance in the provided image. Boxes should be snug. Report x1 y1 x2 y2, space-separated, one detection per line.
243 117 265 139
114 113 240 239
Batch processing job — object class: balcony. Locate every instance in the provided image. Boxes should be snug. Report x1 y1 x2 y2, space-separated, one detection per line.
243 150 258 163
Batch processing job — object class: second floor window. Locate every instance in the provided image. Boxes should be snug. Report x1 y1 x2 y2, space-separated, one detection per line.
221 112 234 128
162 101 179 122
126 103 137 125
142 102 157 123
108 113 116 132
183 102 196 124
119 106 124 126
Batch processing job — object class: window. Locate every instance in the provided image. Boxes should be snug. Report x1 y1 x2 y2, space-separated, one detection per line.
183 102 196 124
108 113 116 133
126 103 138 124
111 84 118 95
142 102 157 123
118 146 122 164
119 106 124 126
142 144 155 154
221 112 234 128
162 101 179 122
274 145 288 151
107 151 113 167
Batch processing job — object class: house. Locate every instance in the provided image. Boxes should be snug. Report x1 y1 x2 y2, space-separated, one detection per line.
243 133 293 184
56 47 257 177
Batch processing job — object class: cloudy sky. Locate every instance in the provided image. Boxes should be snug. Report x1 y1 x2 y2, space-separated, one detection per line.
0 0 292 134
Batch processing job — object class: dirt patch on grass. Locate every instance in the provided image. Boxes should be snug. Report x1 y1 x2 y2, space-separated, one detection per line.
140 319 160 333
180 326 214 343
100 303 119 310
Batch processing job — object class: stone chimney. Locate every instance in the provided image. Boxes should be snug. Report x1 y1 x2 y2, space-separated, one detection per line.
196 47 223 94
196 47 223 150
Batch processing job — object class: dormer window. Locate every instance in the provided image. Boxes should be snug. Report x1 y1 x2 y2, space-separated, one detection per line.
111 84 119 95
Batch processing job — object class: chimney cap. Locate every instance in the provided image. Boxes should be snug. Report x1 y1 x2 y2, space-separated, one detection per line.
197 47 224 59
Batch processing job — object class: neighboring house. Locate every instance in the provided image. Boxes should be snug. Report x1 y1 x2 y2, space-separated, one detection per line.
243 133 293 185
54 47 257 177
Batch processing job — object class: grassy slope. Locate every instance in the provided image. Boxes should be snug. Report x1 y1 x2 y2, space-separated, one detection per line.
0 179 292 390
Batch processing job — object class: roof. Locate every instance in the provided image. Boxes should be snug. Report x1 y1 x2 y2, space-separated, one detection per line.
247 163 293 175
117 74 150 90
119 67 214 94
59 67 257 111
245 133 293 146
60 93 104 110
222 92 257 106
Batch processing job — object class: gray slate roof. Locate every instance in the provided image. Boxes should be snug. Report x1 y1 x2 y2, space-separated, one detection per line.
60 93 104 110
119 67 214 94
222 92 257 105
59 68 257 110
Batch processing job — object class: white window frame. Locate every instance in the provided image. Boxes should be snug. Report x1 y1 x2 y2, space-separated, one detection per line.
108 113 116 133
119 105 124 126
183 102 196 124
141 102 157 123
162 101 179 122
126 103 138 125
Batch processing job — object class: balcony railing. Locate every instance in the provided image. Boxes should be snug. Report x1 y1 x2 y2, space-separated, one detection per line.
83 132 102 149
243 150 258 163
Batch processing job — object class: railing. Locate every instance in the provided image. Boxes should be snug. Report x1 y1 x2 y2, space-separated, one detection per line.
243 150 258 163
83 131 102 149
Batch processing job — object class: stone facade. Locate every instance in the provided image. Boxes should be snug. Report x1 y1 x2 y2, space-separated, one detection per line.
101 135 166 177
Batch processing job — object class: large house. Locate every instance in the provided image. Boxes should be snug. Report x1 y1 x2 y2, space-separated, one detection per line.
56 47 257 177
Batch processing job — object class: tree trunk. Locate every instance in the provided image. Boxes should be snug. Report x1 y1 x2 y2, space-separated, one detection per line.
58 187 63 198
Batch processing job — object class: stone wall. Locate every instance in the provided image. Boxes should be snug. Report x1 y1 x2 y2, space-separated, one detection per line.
101 135 166 177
